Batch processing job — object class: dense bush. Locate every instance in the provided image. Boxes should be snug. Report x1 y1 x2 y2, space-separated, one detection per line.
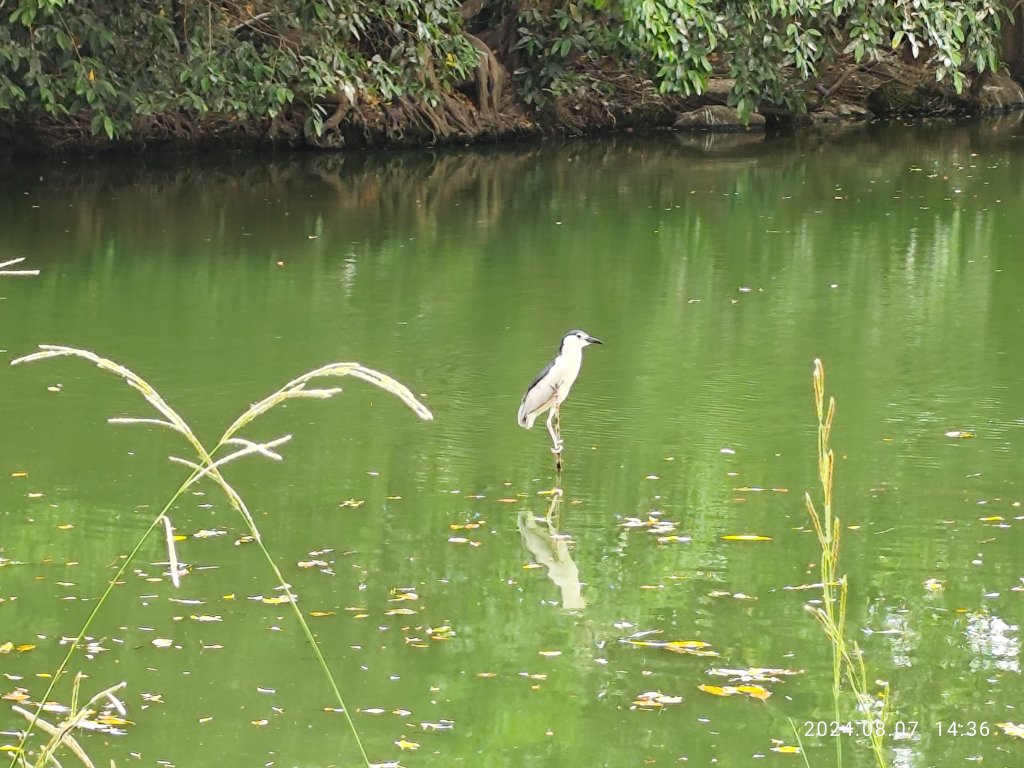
0 0 1013 142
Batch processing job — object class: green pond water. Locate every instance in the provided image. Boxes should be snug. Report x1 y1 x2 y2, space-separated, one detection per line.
2 118 1024 768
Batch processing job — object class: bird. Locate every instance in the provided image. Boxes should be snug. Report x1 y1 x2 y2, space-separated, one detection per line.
517 329 602 454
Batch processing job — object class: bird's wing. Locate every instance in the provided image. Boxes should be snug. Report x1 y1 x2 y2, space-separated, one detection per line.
518 357 557 426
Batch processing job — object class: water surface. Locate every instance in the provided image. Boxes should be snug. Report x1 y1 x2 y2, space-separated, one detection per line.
2 118 1024 767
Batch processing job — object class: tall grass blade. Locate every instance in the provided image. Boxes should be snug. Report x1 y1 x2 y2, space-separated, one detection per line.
9 345 434 768
804 359 888 768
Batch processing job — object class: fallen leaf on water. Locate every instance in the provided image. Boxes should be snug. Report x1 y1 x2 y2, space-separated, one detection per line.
771 744 802 754
538 650 562 657
95 715 133 727
427 625 455 640
721 534 773 542
189 615 222 622
298 560 329 569
923 578 944 591
152 638 173 648
631 691 683 708
496 498 518 503
10 472 27 478
979 515 1005 523
706 667 802 683
945 430 974 439
389 589 418 601
251 719 268 726
657 535 691 544
421 720 454 731
624 639 719 657
384 608 417 616
193 529 226 539
56 524 74 530
997 722 1024 738
309 611 335 618
261 595 295 605
395 739 419 751
698 683 771 701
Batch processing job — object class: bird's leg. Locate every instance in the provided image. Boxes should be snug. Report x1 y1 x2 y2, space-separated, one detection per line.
546 400 563 455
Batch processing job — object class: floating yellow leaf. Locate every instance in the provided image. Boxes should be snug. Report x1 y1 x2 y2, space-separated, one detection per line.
771 744 802 754
95 715 133 727
251 719 268 727
297 560 328 569
997 722 1024 739
945 430 974 438
979 515 1005 522
698 683 771 701
721 534 773 541
384 608 417 616
261 595 294 605
625 639 718 657
395 739 420 751
56 524 74 530
10 472 27 478
0 642 12 654
15 644 36 653
309 610 335 618
538 650 562 657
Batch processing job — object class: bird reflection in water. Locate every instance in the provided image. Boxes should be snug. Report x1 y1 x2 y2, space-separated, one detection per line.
517 487 586 612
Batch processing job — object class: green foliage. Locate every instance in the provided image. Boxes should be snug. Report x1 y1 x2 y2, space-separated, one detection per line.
514 1 624 107
0 0 1012 140
0 0 478 139
615 0 1009 114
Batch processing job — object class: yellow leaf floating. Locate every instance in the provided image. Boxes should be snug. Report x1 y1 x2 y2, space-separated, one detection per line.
625 639 719 657
771 744 802 754
395 739 420 751
384 608 417 616
309 610 335 618
698 683 771 701
997 722 1024 739
945 430 974 439
721 534 773 541
262 595 294 605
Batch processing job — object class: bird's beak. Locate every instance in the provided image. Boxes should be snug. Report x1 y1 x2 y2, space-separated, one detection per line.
586 335 603 345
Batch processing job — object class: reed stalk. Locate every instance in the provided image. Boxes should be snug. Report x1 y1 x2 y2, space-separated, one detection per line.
8 345 433 768
804 359 888 768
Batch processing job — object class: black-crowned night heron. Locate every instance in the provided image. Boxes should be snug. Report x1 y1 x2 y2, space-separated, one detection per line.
517 329 602 453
